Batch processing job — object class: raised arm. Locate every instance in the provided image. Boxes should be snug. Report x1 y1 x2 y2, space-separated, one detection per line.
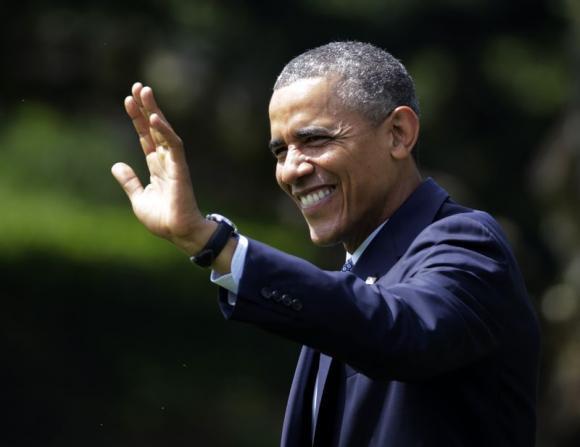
112 83 236 274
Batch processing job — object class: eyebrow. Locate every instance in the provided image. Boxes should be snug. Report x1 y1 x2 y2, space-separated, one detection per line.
268 126 335 152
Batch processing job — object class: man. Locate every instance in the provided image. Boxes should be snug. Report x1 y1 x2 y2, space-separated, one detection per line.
112 41 540 446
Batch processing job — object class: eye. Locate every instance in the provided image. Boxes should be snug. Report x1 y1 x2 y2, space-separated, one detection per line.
304 135 331 146
271 146 287 161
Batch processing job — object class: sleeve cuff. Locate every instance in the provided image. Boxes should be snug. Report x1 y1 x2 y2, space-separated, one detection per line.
210 235 249 302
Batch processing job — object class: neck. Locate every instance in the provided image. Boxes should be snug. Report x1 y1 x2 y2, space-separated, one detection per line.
343 169 422 253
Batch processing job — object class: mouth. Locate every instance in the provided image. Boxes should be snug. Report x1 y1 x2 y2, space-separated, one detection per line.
295 186 336 209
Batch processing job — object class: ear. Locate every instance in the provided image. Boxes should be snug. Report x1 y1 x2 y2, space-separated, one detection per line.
386 106 420 160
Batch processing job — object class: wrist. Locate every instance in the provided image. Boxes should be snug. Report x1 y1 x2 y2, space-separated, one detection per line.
173 219 218 257
189 214 239 268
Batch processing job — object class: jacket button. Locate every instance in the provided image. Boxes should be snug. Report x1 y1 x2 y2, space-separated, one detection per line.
261 287 273 299
271 290 282 302
282 294 292 306
291 299 303 311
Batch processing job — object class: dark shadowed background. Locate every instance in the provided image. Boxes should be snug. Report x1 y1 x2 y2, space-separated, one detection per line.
1 0 580 445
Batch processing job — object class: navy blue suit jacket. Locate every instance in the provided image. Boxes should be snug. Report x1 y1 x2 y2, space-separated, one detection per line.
219 179 540 446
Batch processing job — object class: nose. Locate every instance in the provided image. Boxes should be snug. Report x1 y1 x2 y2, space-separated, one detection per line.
278 146 314 185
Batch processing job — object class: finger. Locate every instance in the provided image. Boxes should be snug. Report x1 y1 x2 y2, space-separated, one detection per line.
132 82 154 124
131 82 144 109
111 162 144 201
140 86 169 124
125 93 144 121
150 113 184 153
125 96 155 154
140 87 176 147
132 87 171 147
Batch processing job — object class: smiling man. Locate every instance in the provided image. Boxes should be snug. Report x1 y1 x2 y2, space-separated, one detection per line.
112 41 540 446
269 75 421 252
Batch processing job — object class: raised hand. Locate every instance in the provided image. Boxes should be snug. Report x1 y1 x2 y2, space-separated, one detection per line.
112 82 211 256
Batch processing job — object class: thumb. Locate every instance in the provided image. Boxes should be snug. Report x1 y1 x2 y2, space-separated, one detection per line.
111 162 144 201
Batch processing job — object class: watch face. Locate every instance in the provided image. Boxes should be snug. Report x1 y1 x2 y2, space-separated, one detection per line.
206 213 238 232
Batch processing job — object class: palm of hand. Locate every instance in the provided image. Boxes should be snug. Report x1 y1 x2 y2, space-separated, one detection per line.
112 83 204 247
135 148 199 239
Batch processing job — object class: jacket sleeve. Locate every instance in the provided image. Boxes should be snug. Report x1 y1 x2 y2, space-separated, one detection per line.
218 213 530 381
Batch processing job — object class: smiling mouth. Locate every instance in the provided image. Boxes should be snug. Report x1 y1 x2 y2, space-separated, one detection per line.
297 186 335 208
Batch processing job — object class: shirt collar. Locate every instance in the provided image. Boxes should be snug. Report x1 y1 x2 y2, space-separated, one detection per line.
346 219 389 265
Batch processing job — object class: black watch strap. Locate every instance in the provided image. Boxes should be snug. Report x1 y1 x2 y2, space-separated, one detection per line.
190 220 236 267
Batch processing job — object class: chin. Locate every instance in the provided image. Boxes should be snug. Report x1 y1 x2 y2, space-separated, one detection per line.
308 225 342 247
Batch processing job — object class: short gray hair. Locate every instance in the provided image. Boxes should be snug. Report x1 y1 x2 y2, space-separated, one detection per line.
274 41 420 125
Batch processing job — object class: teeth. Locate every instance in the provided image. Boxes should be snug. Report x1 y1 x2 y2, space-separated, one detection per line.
299 187 333 207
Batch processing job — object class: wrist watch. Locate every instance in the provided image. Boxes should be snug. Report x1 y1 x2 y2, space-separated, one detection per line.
190 213 238 268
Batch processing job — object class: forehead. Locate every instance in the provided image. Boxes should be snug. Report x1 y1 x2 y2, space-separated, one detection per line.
269 77 341 134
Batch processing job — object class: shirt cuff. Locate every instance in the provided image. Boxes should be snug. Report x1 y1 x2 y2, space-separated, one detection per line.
210 235 248 302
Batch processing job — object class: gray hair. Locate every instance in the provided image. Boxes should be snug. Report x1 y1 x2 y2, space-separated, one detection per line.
274 41 420 125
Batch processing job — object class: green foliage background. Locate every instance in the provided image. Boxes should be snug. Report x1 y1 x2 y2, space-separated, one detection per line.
1 0 579 445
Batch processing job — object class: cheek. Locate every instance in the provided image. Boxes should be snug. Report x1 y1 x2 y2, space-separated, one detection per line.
274 165 284 187
275 166 294 197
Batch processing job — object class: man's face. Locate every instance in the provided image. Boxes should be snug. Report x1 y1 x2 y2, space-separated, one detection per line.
269 77 400 251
